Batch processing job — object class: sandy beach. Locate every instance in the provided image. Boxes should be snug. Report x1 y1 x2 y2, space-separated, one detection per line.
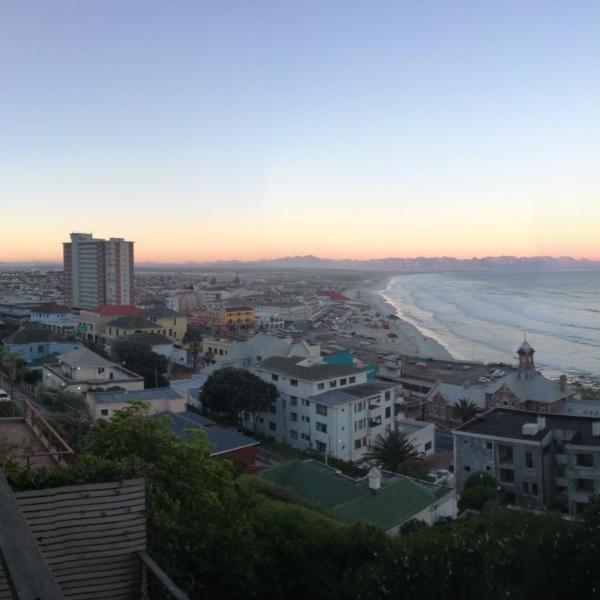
345 278 453 360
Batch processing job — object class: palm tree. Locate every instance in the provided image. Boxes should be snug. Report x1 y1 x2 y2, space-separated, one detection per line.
363 431 423 474
452 398 480 423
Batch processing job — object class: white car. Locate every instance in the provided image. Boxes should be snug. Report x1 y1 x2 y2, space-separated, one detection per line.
0 389 10 402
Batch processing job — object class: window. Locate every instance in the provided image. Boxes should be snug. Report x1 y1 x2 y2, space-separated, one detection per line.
464 464 471 472
525 452 533 469
499 468 515 483
317 382 325 390
272 374 279 381
301 433 310 441
100 409 109 417
290 379 298 387
316 441 327 453
269 421 276 432
316 422 327 433
385 391 391 401
290 430 298 440
498 444 514 464
576 453 594 467
37 345 44 353
531 483 538 496
302 415 310 423
354 439 362 449
385 407 391 419
316 404 327 416
340 378 347 386
98 367 105 374
522 482 529 495
576 478 594 492
349 376 356 384
290 412 298 422
425 441 432 452
302 398 310 407
290 396 298 406
486 442 493 450
329 380 337 388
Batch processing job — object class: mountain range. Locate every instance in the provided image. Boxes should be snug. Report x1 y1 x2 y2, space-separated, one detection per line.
5 255 597 272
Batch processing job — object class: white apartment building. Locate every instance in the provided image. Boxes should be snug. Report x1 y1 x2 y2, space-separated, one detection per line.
250 356 401 462
255 301 312 324
63 233 134 309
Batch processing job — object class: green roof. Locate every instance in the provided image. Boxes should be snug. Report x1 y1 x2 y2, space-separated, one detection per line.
259 460 445 530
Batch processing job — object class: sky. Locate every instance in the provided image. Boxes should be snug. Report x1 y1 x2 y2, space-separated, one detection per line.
1 1 599 263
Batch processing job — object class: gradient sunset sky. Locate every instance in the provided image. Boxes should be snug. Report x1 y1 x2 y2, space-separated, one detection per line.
1 1 599 263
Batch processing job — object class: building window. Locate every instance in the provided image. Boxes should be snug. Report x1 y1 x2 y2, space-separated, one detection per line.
498 444 514 464
486 442 493 450
290 379 298 387
425 441 432 452
349 377 356 384
576 478 594 492
98 367 105 374
316 422 327 433
317 382 325 390
499 468 515 483
525 452 533 469
100 409 109 416
385 391 390 401
269 421 276 432
522 482 529 495
354 439 362 449
290 430 298 440
385 407 391 419
290 396 298 406
272 374 279 381
576 453 594 468
340 378 347 386
329 380 337 388
531 483 538 496
316 404 327 416
302 399 310 407
302 415 310 423
301 433 310 441
316 441 327 453
37 345 44 353
290 412 298 422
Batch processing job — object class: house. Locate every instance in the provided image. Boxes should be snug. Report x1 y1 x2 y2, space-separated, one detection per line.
109 332 187 364
104 315 162 340
43 347 144 396
259 460 456 533
78 304 141 342
424 380 489 426
159 410 259 466
454 408 600 515
87 387 186 420
29 303 77 334
395 418 435 456
141 306 187 342
249 356 402 462
2 326 81 363
207 306 256 330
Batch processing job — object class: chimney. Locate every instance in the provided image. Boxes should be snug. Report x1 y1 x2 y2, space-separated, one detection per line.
368 466 382 491
537 416 546 431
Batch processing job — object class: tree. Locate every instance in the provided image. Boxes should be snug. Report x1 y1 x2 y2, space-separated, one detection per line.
452 398 480 423
459 472 503 512
112 340 169 388
201 367 278 428
363 431 424 475
82 339 111 360
22 368 42 385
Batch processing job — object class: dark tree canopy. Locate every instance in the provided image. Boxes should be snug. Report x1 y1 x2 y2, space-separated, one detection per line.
201 367 278 427
452 398 480 423
112 340 169 388
363 431 425 476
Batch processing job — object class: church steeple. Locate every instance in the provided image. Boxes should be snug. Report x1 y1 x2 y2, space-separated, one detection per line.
517 337 535 378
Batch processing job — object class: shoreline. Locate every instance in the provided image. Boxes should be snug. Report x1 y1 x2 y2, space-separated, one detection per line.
346 275 453 360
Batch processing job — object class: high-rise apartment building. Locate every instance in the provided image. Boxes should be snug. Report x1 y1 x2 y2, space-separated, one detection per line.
63 233 134 309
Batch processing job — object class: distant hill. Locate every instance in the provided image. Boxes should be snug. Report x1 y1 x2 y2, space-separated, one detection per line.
3 255 599 272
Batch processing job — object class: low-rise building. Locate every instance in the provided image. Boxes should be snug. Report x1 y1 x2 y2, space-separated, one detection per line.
141 307 187 342
104 315 160 340
207 306 255 330
43 347 144 396
87 387 186 420
29 303 77 334
2 326 81 363
454 408 600 515
248 356 402 462
395 418 435 456
78 304 141 342
259 460 456 534
109 332 187 365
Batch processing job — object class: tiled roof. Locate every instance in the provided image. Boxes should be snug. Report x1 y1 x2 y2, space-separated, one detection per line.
57 347 115 369
142 307 183 319
91 305 141 317
259 460 451 530
257 356 367 382
3 326 64 345
106 315 157 329
112 332 173 346
316 290 349 301
33 303 72 315
310 381 399 407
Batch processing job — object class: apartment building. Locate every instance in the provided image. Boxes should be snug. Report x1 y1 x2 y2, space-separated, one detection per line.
250 356 401 462
454 408 600 515
207 306 255 330
63 233 134 309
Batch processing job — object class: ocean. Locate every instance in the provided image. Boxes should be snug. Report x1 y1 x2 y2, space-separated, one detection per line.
382 271 600 377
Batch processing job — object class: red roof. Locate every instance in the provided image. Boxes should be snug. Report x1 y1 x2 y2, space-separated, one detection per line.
91 304 142 317
316 289 349 301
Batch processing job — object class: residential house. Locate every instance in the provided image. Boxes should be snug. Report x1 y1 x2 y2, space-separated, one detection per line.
259 460 456 533
141 306 187 342
87 387 186 420
207 306 255 330
108 332 187 364
43 347 144 396
104 315 160 340
2 326 81 363
78 304 141 342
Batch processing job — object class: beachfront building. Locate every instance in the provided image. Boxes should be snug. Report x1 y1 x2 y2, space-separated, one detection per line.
454 408 600 515
260 460 457 534
42 347 144 397
248 356 402 462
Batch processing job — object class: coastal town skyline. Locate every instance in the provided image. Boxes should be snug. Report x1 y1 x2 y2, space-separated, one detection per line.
2 1 599 262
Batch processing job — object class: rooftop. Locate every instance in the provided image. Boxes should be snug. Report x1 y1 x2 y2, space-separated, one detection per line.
111 332 173 346
455 408 600 446
107 315 158 329
259 460 451 530
90 387 183 404
3 326 67 345
32 302 72 315
88 304 141 317
310 381 399 407
257 356 367 382
56 346 115 369
142 306 183 319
